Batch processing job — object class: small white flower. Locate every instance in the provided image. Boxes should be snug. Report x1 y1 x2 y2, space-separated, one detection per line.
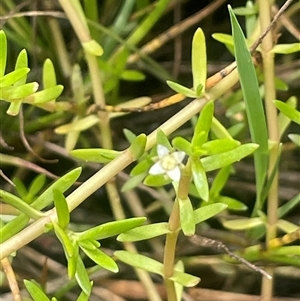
149 144 185 181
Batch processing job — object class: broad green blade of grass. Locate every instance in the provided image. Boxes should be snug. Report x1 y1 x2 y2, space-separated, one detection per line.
229 6 269 213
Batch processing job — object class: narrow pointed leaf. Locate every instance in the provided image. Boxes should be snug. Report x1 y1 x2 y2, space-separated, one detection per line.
229 6 269 211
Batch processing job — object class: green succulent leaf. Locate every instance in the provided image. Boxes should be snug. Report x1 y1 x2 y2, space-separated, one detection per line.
0 30 7 77
53 222 74 258
75 256 92 295
114 251 164 276
210 166 231 197
170 270 200 287
217 196 248 211
202 139 240 155
276 219 300 234
76 290 90 301
15 49 28 85
78 217 146 241
129 134 147 160
77 239 100 250
194 203 228 224
268 246 300 256
166 80 196 98
28 174 46 197
172 137 193 156
278 96 297 139
1 82 38 100
156 129 172 150
0 68 30 87
123 128 137 143
80 246 118 273
201 143 259 171
6 100 22 116
53 189 70 229
121 172 147 192
179 197 195 236
274 100 300 125
130 160 152 176
143 174 172 186
278 193 300 219
223 217 264 230
288 134 300 146
82 39 104 56
30 85 63 104
67 241 79 279
118 222 170 242
0 189 44 219
24 280 50 301
43 59 57 88
192 27 207 92
271 43 300 54
191 158 209 201
192 101 214 147
211 33 234 53
70 148 121 163
121 69 145 81
32 167 82 210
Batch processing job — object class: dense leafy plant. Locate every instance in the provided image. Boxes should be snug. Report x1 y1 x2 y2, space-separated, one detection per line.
0 1 299 301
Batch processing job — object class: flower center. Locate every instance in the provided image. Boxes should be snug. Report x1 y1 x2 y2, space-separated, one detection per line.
161 154 178 171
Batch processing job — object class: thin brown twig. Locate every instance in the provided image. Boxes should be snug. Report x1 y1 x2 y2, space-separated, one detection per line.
127 0 228 64
249 0 295 54
0 258 22 301
271 4 300 40
18 108 58 163
0 10 66 22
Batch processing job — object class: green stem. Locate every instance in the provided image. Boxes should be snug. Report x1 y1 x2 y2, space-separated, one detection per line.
258 1 279 300
163 161 192 300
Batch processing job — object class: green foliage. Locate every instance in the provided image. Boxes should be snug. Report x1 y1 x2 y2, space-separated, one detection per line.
0 30 63 116
229 6 269 212
1 1 299 300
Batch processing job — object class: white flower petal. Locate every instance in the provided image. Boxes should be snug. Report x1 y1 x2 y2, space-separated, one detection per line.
167 167 181 181
149 162 165 175
172 151 186 163
157 144 169 158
